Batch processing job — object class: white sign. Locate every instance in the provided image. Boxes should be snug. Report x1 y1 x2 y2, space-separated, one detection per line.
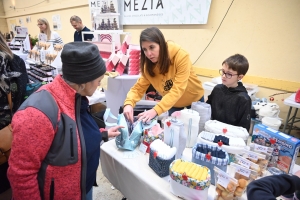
89 0 122 31
52 15 62 30
121 0 211 25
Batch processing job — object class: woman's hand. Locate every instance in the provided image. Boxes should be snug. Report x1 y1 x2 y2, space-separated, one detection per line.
123 105 134 123
137 109 157 123
107 126 124 138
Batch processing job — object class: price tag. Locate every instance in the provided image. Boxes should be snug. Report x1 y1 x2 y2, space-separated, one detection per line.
217 172 230 188
40 50 46 62
138 143 148 154
238 157 251 169
254 144 268 153
236 165 251 178
247 151 258 162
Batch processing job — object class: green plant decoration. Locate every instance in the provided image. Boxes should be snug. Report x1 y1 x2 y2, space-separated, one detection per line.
29 34 38 48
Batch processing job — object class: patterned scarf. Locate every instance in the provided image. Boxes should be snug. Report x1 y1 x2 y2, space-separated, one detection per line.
0 52 21 95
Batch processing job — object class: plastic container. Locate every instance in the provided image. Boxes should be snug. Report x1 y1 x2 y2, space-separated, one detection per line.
262 117 281 131
214 166 238 200
169 159 210 200
227 163 258 198
239 149 268 176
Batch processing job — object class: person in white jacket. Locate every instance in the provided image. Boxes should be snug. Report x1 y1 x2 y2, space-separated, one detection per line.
37 18 63 44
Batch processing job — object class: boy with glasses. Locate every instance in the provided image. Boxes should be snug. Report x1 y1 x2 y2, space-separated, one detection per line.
206 54 251 131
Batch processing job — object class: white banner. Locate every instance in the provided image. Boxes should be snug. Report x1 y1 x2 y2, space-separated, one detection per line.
121 0 212 25
89 0 122 31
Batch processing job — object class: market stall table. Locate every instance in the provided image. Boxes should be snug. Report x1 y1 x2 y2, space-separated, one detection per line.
101 140 250 200
282 93 300 135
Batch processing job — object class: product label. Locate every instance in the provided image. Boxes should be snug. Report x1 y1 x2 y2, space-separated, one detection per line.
247 151 258 161
254 144 268 153
217 172 230 188
138 143 148 154
238 157 251 169
236 165 251 178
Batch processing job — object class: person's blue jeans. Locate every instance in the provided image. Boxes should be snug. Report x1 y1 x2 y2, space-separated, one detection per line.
168 96 204 116
86 187 93 200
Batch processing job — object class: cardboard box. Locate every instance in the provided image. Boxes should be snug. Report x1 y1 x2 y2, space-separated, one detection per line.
251 124 300 174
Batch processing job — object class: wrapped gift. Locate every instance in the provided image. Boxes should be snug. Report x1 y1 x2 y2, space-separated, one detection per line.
164 117 186 159
205 120 249 141
143 123 164 153
192 143 229 185
148 139 176 177
169 159 211 200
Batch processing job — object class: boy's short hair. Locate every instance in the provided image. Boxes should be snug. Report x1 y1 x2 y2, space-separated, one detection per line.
222 54 249 75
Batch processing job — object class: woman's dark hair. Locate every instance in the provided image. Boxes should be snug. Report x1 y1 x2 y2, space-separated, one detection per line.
140 27 170 77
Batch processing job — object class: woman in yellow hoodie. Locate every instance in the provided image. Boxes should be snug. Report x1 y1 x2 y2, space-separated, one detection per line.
123 27 204 123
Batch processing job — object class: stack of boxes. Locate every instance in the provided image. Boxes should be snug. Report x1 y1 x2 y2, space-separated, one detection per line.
105 34 140 75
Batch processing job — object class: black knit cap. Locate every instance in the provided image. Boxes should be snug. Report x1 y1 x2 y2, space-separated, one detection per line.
61 42 106 84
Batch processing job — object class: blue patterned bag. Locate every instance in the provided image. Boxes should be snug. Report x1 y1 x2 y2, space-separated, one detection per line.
192 143 229 185
104 109 156 151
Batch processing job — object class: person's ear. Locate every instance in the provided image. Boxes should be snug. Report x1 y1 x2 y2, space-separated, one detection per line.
238 74 244 81
78 83 86 90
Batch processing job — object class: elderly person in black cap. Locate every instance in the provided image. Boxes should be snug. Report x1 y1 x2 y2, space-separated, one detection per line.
8 42 122 200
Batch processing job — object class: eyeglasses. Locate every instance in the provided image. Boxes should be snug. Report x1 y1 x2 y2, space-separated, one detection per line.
219 69 238 79
37 24 44 26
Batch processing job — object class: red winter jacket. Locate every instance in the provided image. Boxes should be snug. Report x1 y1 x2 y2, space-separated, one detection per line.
8 75 87 200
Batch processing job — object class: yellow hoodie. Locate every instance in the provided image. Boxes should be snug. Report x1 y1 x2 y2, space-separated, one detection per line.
124 42 204 115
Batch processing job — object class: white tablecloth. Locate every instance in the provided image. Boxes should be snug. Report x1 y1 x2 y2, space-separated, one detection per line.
284 93 300 109
104 75 140 120
101 140 248 200
12 50 28 62
101 139 300 200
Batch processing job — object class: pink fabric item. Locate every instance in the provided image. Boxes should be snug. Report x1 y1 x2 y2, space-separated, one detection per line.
106 54 120 71
128 50 140 55
100 51 111 59
121 42 129 54
128 70 140 75
128 54 140 60
115 62 126 75
129 59 140 64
